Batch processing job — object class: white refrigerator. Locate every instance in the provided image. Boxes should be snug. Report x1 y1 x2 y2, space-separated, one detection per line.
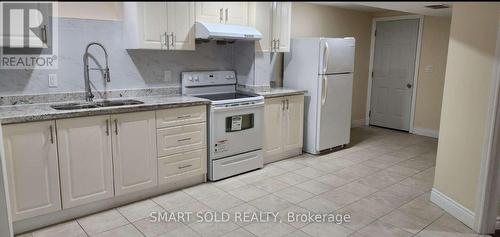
284 37 355 154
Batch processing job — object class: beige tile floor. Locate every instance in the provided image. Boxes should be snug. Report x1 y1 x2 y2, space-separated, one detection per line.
16 126 489 237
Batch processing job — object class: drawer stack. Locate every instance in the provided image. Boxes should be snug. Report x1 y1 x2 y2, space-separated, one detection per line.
156 105 207 184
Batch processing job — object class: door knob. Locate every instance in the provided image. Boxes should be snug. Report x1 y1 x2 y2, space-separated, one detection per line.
407 83 413 89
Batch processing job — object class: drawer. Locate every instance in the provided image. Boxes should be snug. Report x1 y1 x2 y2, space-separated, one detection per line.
157 123 206 156
158 149 207 184
156 105 206 128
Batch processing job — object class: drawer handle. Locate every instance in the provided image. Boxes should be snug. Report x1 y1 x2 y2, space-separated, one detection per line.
177 138 192 142
177 115 192 119
178 164 192 169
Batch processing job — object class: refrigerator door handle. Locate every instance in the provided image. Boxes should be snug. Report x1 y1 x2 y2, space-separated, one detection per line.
322 41 329 74
321 75 328 105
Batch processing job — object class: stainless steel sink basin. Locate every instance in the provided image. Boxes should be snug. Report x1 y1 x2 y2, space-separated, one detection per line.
51 99 144 110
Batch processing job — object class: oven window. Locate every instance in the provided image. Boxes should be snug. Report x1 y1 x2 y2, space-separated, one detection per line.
225 114 254 132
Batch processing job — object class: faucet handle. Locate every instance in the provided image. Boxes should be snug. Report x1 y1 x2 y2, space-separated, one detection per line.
104 68 110 82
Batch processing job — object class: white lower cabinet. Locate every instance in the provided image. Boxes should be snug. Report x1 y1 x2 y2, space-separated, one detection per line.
112 111 157 196
158 149 206 184
264 95 304 164
57 115 114 209
2 121 61 221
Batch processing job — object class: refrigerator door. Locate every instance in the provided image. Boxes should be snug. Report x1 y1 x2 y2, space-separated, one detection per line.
319 38 355 75
316 73 353 151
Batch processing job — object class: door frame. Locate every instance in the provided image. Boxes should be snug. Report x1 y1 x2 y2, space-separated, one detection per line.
365 15 424 133
474 20 500 234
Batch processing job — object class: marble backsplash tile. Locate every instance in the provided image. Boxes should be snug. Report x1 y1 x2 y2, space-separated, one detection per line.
0 17 233 96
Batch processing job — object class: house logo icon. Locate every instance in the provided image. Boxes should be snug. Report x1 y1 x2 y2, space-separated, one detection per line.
1 2 58 69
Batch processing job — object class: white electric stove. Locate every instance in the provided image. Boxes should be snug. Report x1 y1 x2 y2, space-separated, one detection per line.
182 71 264 181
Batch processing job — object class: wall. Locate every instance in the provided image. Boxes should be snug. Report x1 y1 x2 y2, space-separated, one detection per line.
290 2 373 123
0 17 233 96
413 16 451 133
434 3 500 212
57 2 122 21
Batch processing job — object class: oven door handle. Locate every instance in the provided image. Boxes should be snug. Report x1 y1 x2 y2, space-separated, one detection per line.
212 101 264 112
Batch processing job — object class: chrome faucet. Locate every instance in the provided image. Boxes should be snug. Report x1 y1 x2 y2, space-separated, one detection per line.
84 42 110 102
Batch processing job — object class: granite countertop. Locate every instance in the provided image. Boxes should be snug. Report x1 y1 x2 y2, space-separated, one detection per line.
251 87 307 98
0 95 210 124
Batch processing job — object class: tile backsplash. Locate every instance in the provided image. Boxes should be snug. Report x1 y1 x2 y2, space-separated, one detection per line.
0 18 234 96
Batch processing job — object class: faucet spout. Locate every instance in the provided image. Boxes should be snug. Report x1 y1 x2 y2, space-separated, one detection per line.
84 42 111 102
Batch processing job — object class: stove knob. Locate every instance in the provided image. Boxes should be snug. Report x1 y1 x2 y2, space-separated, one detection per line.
229 75 234 79
188 76 193 81
194 76 199 82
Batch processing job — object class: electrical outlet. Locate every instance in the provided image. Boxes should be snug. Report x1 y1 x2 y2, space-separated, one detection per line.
164 70 172 82
48 74 58 88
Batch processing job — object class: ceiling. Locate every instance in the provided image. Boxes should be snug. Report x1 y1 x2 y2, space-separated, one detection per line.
311 2 453 17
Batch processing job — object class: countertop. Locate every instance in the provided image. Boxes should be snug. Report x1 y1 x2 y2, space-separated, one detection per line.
250 88 307 98
0 95 210 124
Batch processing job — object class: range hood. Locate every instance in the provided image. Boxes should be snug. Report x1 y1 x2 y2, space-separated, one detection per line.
195 21 262 41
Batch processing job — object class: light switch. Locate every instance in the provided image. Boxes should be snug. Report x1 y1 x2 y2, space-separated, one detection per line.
48 74 58 88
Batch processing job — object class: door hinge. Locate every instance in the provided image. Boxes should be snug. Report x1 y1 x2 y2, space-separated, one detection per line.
369 110 371 117
371 71 374 78
374 29 377 37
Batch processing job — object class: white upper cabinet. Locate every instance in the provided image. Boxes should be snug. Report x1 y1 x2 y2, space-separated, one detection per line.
111 111 157 196
57 115 114 209
253 2 291 52
123 2 195 50
195 2 250 25
2 121 61 221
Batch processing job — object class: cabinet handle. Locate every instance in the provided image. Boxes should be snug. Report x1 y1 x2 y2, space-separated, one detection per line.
178 164 192 169
114 119 118 135
161 32 168 49
171 32 174 48
277 39 280 51
219 8 223 23
105 119 109 136
177 115 192 119
286 99 289 110
41 25 48 44
225 8 228 23
177 138 192 142
282 100 285 110
49 125 54 144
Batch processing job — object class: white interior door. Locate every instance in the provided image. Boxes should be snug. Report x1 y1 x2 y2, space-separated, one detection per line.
370 19 419 131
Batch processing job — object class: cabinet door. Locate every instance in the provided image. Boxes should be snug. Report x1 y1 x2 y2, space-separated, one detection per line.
139 2 168 49
284 95 304 151
263 97 285 163
2 121 61 221
57 115 114 209
274 2 291 52
195 2 225 24
112 111 157 196
167 2 195 50
254 2 273 52
224 2 249 25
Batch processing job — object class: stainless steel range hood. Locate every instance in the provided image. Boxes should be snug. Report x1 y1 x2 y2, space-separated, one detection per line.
195 21 262 41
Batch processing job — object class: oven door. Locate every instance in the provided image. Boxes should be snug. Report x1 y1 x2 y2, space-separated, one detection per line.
210 101 264 160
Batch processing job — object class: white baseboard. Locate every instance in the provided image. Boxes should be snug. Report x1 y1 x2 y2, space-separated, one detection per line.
413 127 439 138
431 188 475 228
351 119 366 128
496 216 500 230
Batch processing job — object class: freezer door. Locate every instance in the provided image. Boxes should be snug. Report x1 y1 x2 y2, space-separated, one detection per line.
317 74 353 151
319 38 355 74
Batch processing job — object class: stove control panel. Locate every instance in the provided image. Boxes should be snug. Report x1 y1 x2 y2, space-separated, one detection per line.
182 71 236 87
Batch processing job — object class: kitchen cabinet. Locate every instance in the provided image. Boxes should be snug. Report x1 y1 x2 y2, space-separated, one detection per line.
57 115 114 209
253 2 291 52
2 121 61 221
158 149 207 184
263 95 304 164
111 111 157 196
195 2 251 25
123 2 195 50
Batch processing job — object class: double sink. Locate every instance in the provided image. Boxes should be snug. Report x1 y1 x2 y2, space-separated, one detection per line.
51 99 144 110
